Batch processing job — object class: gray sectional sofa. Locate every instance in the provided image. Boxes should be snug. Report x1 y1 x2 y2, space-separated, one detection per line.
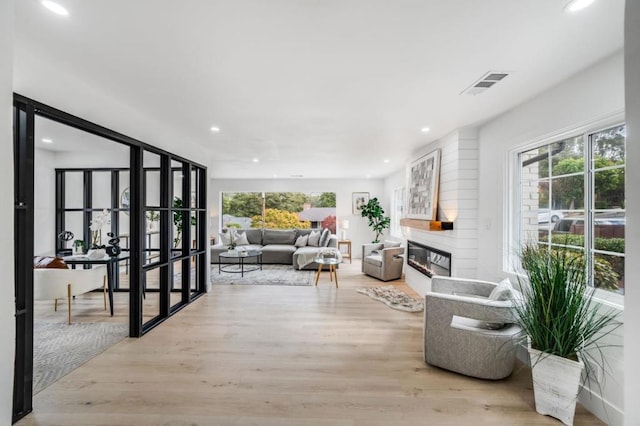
210 228 338 270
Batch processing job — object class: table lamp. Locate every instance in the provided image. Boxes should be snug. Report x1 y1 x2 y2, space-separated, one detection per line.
341 219 349 240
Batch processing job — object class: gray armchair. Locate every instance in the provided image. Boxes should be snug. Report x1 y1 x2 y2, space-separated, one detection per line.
424 276 521 380
362 243 404 281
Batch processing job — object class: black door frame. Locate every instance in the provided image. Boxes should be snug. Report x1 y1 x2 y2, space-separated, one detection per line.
12 94 208 422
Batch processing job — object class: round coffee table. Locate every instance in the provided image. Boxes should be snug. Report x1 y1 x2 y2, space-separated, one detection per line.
219 250 263 277
314 257 340 288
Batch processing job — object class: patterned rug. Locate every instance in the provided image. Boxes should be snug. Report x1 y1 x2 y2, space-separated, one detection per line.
357 286 424 312
33 321 128 394
211 264 314 286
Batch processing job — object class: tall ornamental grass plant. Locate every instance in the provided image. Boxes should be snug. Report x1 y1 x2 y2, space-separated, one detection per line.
513 243 620 362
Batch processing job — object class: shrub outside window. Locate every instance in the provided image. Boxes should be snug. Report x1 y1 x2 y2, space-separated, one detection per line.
221 192 337 233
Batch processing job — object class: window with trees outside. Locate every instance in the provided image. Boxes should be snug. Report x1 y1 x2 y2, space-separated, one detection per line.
221 192 337 233
518 124 625 295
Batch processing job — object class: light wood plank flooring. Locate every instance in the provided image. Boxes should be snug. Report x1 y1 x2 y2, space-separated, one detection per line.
20 261 603 425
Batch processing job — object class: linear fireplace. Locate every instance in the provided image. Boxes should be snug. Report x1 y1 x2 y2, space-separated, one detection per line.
407 241 451 278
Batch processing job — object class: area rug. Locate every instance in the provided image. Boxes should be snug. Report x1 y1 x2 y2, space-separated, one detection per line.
211 264 314 286
357 286 424 312
33 321 128 394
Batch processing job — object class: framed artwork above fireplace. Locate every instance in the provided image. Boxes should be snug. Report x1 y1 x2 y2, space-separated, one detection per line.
407 149 440 220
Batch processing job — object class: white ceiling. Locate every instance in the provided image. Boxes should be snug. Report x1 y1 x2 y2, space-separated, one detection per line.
14 0 625 179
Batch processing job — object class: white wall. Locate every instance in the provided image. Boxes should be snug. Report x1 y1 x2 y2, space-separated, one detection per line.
34 149 56 255
383 167 406 240
14 50 206 167
209 178 385 258
1 0 15 423
34 147 131 255
396 128 480 295
477 51 625 283
624 2 640 425
477 51 625 424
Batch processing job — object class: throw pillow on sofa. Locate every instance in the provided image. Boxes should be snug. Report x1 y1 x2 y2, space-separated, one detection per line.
295 234 309 247
235 232 250 246
307 230 321 247
319 228 330 247
219 230 234 246
488 278 514 301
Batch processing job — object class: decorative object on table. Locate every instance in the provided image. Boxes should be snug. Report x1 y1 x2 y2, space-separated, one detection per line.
87 249 106 260
407 149 440 220
57 231 74 256
72 239 86 255
90 208 111 248
105 232 121 257
357 286 423 312
227 230 237 251
512 242 620 426
352 192 370 214
319 247 339 260
359 197 391 243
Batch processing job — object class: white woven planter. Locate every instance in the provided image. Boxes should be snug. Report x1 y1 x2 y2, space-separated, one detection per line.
528 347 584 426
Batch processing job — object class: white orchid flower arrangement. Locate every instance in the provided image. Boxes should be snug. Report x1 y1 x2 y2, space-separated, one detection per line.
90 208 111 248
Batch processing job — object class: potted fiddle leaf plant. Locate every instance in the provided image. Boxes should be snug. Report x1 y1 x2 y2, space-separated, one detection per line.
72 239 86 255
513 243 620 426
359 197 390 243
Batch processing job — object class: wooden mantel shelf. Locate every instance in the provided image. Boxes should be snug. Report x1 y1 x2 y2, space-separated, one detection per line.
400 218 454 231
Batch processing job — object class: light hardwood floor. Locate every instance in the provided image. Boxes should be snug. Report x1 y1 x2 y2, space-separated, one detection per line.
20 261 603 425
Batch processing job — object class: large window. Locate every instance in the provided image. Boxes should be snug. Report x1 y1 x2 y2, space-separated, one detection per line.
221 192 336 232
518 124 625 294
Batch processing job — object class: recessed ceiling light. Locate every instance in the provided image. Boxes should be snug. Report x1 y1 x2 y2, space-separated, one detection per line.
383 159 390 164
365 174 372 179
41 138 53 143
252 158 259 163
210 126 220 132
41 0 69 16
564 0 596 12
421 127 430 133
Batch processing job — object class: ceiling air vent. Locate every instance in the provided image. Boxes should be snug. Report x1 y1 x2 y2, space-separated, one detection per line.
461 71 510 96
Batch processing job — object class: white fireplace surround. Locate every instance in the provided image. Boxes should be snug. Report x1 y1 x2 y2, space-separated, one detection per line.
401 128 479 297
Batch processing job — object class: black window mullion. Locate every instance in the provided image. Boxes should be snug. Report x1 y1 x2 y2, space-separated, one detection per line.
13 100 35 423
160 155 171 318
129 146 143 337
197 167 207 295
55 170 65 252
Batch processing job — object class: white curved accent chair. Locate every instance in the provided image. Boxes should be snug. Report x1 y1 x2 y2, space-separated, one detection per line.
424 276 522 380
34 266 107 324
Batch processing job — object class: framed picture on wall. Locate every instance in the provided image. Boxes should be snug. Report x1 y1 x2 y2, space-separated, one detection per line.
407 149 441 220
352 192 370 214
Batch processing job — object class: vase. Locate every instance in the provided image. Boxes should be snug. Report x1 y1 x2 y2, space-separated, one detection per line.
528 346 584 426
